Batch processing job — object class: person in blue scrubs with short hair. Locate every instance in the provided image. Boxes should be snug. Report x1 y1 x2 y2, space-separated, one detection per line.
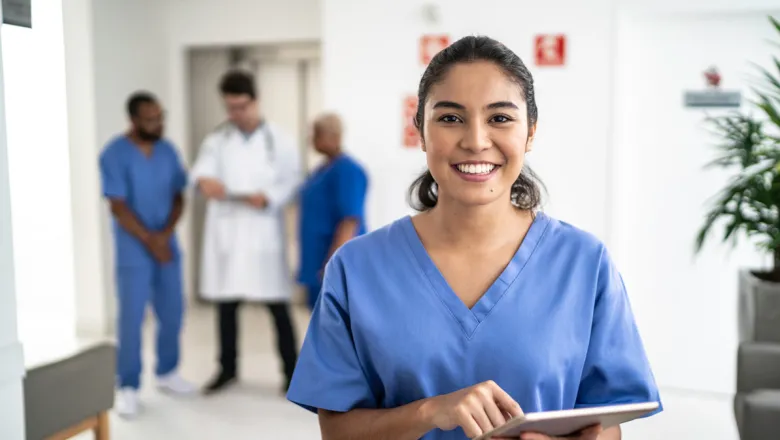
298 113 368 310
287 36 662 440
99 92 196 419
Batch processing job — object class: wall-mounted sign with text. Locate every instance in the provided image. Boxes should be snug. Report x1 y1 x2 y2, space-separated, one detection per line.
403 95 420 148
534 34 566 67
2 0 31 28
420 34 450 66
684 66 741 108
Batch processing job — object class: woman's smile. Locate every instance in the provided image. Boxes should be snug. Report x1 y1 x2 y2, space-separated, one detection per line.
451 161 501 182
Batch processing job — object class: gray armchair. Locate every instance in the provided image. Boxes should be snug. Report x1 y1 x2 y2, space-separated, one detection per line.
23 341 115 440
735 342 780 440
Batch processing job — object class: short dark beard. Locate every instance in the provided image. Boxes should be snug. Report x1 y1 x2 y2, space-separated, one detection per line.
137 129 162 142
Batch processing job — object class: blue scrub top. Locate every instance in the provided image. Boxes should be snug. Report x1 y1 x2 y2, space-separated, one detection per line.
99 135 188 267
287 212 662 439
297 154 368 288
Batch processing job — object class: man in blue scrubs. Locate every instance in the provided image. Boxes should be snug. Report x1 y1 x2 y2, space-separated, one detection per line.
298 113 369 309
99 92 196 419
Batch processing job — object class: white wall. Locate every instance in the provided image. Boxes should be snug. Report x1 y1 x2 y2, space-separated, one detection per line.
68 0 171 334
0 10 25 439
322 0 780 396
611 8 779 395
2 0 76 349
322 0 615 241
63 0 108 337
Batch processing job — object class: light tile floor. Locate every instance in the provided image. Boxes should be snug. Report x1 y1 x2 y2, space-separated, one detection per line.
76 304 739 439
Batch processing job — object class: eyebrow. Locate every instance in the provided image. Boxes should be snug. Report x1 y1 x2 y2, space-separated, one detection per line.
432 100 519 110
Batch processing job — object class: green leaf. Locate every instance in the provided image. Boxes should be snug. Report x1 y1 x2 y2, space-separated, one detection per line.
695 16 780 259
757 95 780 128
771 16 780 35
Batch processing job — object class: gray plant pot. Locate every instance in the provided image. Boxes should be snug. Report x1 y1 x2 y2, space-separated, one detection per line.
739 270 780 343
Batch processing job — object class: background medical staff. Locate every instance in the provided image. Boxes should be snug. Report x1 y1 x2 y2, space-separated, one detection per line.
99 92 196 419
191 70 302 394
298 113 369 309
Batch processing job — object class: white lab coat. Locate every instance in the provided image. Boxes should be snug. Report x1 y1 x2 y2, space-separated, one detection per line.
190 122 301 302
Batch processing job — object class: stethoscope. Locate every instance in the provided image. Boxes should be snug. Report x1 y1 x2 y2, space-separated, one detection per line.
213 121 276 214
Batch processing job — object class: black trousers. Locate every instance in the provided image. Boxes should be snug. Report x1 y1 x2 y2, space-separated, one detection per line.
217 300 298 381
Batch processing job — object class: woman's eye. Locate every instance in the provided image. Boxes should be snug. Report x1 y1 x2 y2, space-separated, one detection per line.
439 115 461 123
490 115 512 123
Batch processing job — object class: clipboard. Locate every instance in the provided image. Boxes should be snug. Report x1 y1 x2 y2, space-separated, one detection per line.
475 401 660 439
223 192 252 202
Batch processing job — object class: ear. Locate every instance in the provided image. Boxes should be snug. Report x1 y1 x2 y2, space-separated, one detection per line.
421 138 426 152
525 122 538 153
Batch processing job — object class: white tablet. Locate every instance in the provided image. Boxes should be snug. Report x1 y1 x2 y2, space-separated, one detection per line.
475 401 660 439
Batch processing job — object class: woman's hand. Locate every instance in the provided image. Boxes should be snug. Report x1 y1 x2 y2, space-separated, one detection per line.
517 424 603 440
420 380 523 439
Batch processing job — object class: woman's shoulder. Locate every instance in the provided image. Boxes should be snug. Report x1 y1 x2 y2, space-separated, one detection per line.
538 212 608 258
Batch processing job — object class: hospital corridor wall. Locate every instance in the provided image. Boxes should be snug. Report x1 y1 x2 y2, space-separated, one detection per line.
0 0 77 437
0 21 25 440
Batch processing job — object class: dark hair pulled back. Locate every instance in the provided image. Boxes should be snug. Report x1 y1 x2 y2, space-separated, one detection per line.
408 35 543 211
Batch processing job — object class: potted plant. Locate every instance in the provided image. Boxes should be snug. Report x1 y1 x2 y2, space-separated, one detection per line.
695 16 780 343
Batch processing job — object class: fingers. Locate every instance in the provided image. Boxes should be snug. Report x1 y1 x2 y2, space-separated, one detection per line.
457 407 483 439
518 424 603 440
471 404 495 434
477 387 508 428
577 425 603 439
487 381 524 419
519 433 552 440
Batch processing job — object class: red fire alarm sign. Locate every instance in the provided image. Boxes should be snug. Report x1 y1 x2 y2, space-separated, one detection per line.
534 34 566 66
420 34 450 66
403 95 420 148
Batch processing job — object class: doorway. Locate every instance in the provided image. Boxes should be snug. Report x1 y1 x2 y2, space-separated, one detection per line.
185 41 322 305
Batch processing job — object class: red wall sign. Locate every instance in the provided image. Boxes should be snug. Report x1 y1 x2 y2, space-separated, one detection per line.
420 34 450 66
403 95 420 148
534 34 566 66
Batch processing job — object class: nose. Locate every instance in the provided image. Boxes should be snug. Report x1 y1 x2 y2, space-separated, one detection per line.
460 120 492 153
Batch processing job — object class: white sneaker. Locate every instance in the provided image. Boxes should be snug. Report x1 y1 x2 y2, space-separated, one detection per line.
116 388 140 419
156 371 197 396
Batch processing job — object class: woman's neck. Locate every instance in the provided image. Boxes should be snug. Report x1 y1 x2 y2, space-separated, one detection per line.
425 197 531 250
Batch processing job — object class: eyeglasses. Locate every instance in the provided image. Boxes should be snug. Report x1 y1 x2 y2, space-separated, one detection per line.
225 100 255 114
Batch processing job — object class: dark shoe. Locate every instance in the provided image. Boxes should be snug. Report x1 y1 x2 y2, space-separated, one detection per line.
203 371 237 395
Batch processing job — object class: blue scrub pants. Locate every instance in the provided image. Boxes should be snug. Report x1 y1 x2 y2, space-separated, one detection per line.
116 258 183 389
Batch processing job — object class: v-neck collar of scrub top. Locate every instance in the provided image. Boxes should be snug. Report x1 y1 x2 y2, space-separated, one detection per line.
400 211 551 339
124 135 162 160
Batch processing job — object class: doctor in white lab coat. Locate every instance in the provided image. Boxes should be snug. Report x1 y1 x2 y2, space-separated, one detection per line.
191 70 301 394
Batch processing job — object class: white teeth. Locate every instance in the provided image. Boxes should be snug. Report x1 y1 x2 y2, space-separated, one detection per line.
457 163 496 175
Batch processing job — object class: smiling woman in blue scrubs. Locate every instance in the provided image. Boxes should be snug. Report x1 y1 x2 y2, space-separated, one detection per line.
287 36 662 440
99 92 196 418
298 113 368 309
